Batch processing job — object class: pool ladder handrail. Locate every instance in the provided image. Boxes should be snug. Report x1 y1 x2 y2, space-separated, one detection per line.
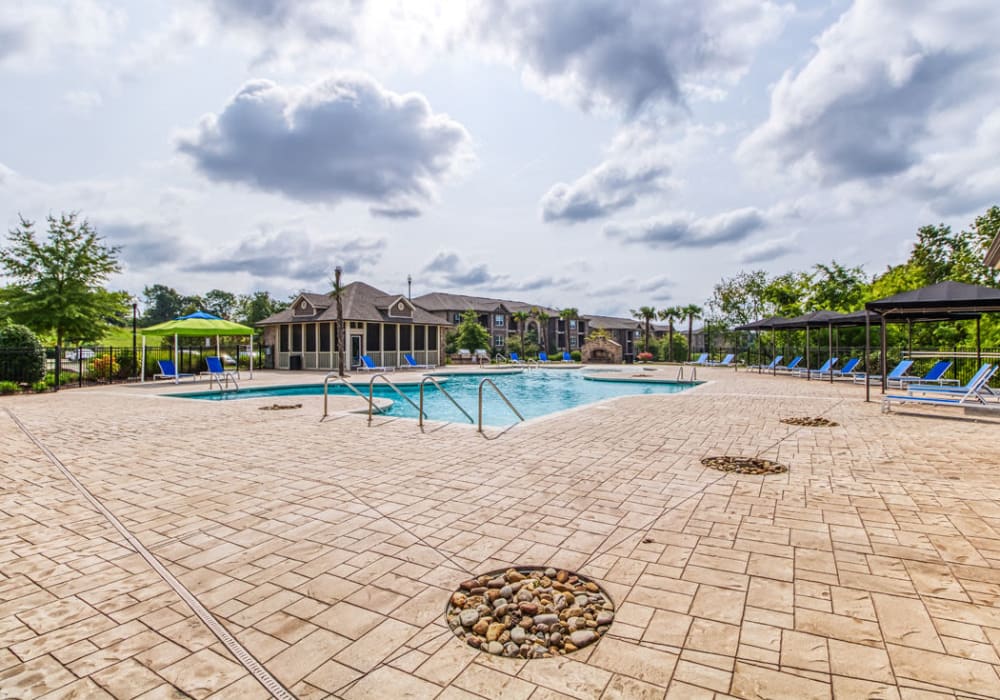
676 366 696 381
418 376 474 427
478 377 525 433
368 373 425 424
323 372 374 419
210 372 240 394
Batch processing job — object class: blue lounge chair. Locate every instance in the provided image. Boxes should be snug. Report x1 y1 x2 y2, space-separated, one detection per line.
853 359 913 385
539 352 551 363
205 356 226 379
753 355 783 370
686 353 708 365
358 354 390 372
796 357 838 377
154 359 196 383
893 360 957 388
509 352 523 364
562 351 573 362
402 353 433 369
707 353 735 367
774 356 803 372
831 357 861 378
883 364 998 412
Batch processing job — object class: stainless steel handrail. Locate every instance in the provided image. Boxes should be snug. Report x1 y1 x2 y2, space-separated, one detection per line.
323 372 372 418
210 372 240 393
690 367 697 381
478 378 525 433
419 376 474 427
676 367 684 381
368 373 424 424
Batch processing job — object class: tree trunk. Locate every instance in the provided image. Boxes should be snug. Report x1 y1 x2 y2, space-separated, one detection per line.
335 268 346 377
687 316 693 361
54 330 62 391
668 324 674 362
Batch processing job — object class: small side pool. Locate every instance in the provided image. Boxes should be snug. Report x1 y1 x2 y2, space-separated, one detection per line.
171 370 701 426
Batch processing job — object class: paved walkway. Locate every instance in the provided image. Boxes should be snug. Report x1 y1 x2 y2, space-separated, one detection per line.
2 367 1000 698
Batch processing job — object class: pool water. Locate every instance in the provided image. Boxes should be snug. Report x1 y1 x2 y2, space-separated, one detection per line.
174 370 698 426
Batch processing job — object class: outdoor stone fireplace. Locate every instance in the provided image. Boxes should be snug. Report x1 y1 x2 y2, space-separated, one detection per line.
580 336 622 364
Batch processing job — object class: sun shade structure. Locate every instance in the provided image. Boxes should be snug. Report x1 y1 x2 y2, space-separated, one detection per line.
864 281 1000 400
140 311 256 381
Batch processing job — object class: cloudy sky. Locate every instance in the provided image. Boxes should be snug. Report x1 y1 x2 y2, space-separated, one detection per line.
2 0 999 316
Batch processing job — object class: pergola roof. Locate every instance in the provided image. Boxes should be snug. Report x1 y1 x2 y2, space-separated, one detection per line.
866 281 1000 316
770 310 846 330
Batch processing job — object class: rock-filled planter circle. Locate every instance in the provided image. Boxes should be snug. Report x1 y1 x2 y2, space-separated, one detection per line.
780 416 838 427
446 567 614 658
701 455 788 475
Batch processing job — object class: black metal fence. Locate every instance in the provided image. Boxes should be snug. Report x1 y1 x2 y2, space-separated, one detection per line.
0 343 269 390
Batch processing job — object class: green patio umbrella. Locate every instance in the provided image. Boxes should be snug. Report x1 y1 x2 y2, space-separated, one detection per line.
140 311 256 381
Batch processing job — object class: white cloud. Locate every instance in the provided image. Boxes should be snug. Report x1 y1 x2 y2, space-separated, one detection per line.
605 207 768 249
0 0 123 70
175 74 473 214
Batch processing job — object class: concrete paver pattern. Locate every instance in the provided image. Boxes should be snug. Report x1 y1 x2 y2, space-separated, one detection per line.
1 367 1000 698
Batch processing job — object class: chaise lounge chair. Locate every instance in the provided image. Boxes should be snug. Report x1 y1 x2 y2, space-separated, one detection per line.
707 353 735 367
205 356 226 381
774 356 803 373
402 353 434 370
852 359 913 385
562 351 574 362
509 352 523 364
830 357 861 378
796 357 838 378
686 353 709 365
154 359 196 383
358 354 391 372
892 360 957 388
752 355 783 370
883 364 998 412
538 352 551 363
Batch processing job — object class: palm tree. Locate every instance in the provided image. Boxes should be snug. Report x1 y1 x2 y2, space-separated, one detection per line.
682 304 703 362
631 306 657 353
511 310 530 356
333 266 347 377
658 306 680 362
533 308 551 355
559 307 579 353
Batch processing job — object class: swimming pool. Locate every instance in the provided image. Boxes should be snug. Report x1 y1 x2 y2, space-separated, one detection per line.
173 370 699 426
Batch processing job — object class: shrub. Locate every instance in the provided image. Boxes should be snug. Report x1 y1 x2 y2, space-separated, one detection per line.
637 351 654 362
88 353 121 380
31 380 48 392
44 371 77 387
570 350 582 362
0 380 20 395
0 324 46 383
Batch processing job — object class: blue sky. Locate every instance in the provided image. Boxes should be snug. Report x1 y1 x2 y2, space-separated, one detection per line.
2 0 998 316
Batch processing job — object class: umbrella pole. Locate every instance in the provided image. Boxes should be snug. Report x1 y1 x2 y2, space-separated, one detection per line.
174 333 179 383
141 336 146 382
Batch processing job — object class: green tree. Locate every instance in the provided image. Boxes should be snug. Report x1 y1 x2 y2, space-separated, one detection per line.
806 261 869 312
631 305 657 353
454 309 490 351
761 272 806 317
512 310 530 358
203 289 238 319
237 291 284 326
141 284 190 324
657 306 682 362
681 304 702 361
0 214 126 384
0 324 46 383
559 307 579 352
533 308 551 354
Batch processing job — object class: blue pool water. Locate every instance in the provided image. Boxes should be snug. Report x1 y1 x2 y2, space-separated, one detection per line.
173 370 698 426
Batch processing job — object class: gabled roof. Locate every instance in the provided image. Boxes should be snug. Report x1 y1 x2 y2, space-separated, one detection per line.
411 291 558 316
583 314 641 330
257 282 448 326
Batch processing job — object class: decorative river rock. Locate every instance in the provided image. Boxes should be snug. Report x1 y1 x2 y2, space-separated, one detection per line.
446 567 614 658
780 416 839 427
701 455 788 475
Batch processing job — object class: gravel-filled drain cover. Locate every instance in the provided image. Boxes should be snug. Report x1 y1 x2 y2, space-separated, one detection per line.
780 416 838 427
447 567 614 658
701 456 788 475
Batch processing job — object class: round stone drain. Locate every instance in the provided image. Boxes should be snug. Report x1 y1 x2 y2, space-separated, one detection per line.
446 567 614 658
780 416 838 427
701 456 788 475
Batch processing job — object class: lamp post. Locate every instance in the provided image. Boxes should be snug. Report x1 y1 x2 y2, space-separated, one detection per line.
407 274 412 300
132 301 138 379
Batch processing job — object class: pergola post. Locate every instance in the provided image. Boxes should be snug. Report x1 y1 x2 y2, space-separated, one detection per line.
865 312 871 403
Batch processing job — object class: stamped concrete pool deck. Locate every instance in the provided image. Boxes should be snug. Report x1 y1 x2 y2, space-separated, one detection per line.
2 365 1000 698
